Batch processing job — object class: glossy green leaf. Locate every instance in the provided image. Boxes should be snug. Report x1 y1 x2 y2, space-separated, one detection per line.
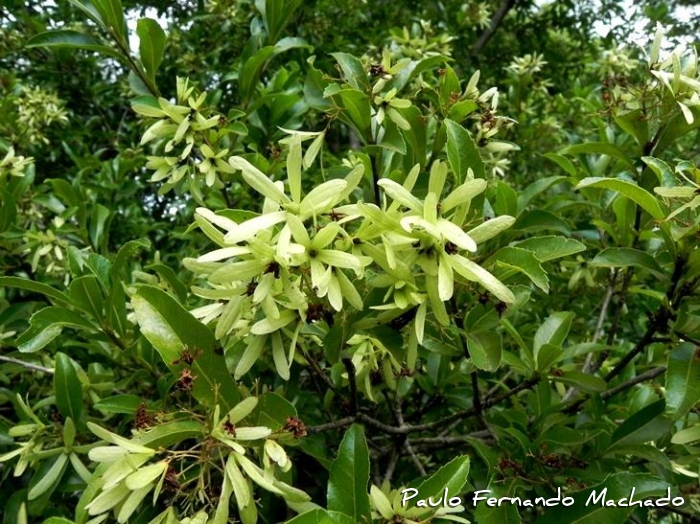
54 353 83 422
255 0 303 43
517 176 568 212
28 453 69 500
252 392 297 430
533 312 573 360
0 277 71 306
543 152 578 177
666 343 700 418
671 425 700 444
16 307 97 353
133 420 206 448
591 247 663 273
493 246 549 293
560 142 636 172
412 455 470 504
467 331 501 371
552 371 605 392
285 509 355 524
0 188 16 232
136 18 166 83
69 276 104 319
94 394 142 415
131 285 239 411
25 30 123 61
472 480 522 524
576 177 665 219
385 55 445 93
445 119 485 181
331 52 369 91
327 424 372 523
336 89 371 139
513 236 586 262
92 0 128 46
608 400 672 450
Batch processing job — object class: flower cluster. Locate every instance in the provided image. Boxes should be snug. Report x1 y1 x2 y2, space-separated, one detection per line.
13 86 69 145
0 146 33 181
133 78 237 197
84 398 308 524
187 130 515 395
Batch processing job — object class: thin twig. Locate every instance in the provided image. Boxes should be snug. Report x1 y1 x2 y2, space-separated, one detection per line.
404 439 426 476
307 416 356 434
564 364 666 415
0 355 54 374
383 448 400 484
600 366 666 400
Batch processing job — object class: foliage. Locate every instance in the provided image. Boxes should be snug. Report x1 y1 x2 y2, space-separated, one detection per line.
1 1 700 524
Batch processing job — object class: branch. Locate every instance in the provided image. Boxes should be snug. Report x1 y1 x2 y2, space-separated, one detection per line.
564 365 666 415
601 366 666 400
473 0 517 53
307 416 356 434
0 355 54 374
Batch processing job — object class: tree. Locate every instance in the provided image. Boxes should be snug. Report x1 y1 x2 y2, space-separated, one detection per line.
1 1 699 523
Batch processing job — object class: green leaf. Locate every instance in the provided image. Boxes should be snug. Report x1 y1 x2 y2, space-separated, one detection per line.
285 509 355 524
91 0 128 46
591 247 663 274
252 392 297 430
665 343 700 418
543 152 578 177
28 453 69 500
472 481 522 524
239 46 276 102
613 109 648 147
0 188 16 233
136 18 166 84
492 247 549 293
0 276 71 306
467 331 501 371
513 236 586 262
608 400 672 450
517 176 568 213
133 420 206 449
413 455 470 502
131 285 239 411
69 276 104 319
671 425 700 444
533 312 573 359
54 353 83 423
331 52 369 92
385 55 446 92
327 424 372 523
513 210 570 234
25 30 124 62
145 263 188 303
16 307 98 353
94 394 143 415
335 89 372 140
42 518 76 524
552 371 606 392
255 0 303 43
576 177 665 219
445 119 485 181
642 156 676 187
560 142 636 172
